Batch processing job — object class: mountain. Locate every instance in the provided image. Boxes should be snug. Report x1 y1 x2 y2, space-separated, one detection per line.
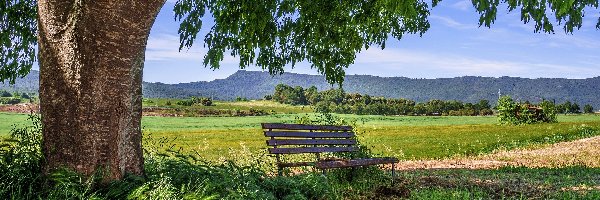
3 70 600 109
0 70 39 93
143 70 600 109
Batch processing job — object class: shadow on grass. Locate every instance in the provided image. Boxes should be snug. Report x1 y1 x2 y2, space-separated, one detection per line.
386 166 600 199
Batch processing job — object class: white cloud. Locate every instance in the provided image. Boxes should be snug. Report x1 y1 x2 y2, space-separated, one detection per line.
350 48 600 79
450 0 472 11
430 15 473 30
145 34 238 64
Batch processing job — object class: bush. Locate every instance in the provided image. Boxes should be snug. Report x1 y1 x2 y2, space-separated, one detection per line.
0 115 43 199
177 97 212 106
0 91 12 97
584 104 594 114
497 96 557 125
0 97 21 105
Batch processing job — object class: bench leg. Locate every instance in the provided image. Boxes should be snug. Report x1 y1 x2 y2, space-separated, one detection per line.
391 163 395 186
278 166 283 176
349 167 356 182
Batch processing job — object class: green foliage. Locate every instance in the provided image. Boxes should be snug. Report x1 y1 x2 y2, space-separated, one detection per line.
273 84 495 116
0 90 11 97
177 96 213 106
235 96 248 102
0 0 38 84
0 114 43 199
0 97 21 104
583 104 594 113
473 0 600 33
19 92 29 99
497 96 557 125
172 0 600 85
175 0 432 85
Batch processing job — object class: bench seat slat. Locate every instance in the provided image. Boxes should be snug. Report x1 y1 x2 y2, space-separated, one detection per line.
265 131 354 138
315 157 399 169
269 147 358 154
262 123 352 131
267 139 356 146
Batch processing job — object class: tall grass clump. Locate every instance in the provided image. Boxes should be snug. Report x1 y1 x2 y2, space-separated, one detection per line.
0 114 44 199
0 115 336 199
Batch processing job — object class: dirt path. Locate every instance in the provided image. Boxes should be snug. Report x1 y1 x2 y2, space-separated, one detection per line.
0 103 38 113
393 135 600 170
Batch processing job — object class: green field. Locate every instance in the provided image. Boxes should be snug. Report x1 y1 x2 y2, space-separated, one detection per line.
143 99 313 114
3 112 598 161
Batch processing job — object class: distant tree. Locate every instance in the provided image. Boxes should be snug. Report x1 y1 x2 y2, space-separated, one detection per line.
571 103 581 114
200 98 213 106
498 96 556 125
426 99 445 115
560 101 572 114
539 100 558 123
292 86 307 105
477 99 491 110
0 90 11 97
584 104 594 113
304 86 319 105
414 103 427 116
263 94 273 100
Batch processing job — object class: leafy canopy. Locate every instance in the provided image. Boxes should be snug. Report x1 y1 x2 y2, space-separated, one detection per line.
0 0 37 84
1 0 600 84
174 0 600 85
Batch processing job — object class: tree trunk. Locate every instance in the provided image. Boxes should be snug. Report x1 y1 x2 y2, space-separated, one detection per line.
37 0 165 180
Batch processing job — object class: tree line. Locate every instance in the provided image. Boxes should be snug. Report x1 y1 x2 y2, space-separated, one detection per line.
0 90 34 105
267 84 494 116
268 84 596 116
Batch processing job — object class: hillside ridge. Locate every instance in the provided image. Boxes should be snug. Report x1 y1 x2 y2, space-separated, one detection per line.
2 70 599 109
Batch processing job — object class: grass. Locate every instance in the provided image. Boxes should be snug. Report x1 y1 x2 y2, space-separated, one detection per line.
400 166 600 199
1 112 599 199
2 112 599 161
0 112 29 135
143 99 313 114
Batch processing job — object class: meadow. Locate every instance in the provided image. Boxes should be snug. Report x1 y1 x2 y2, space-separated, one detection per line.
2 110 598 161
1 100 600 199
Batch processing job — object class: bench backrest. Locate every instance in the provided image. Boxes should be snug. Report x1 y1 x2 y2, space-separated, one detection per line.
262 123 357 155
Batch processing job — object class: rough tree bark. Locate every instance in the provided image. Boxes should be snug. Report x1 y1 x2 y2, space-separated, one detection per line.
37 0 165 180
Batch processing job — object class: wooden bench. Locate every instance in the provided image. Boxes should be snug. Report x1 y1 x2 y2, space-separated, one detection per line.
262 123 398 178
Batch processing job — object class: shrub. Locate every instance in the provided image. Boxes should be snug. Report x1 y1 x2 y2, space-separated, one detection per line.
0 97 21 105
177 97 212 106
497 96 557 125
584 104 594 114
0 91 12 97
200 98 212 106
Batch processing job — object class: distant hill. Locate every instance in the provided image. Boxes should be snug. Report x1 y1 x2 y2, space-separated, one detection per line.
143 70 600 109
3 70 600 109
0 70 39 94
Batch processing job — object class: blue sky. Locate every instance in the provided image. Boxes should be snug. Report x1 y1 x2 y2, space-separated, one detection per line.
143 0 600 84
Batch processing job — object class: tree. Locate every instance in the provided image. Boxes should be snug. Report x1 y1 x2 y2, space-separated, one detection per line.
2 0 599 181
584 104 594 113
0 90 11 97
571 103 581 114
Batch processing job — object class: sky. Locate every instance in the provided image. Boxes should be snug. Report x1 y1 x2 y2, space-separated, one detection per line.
142 0 600 84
